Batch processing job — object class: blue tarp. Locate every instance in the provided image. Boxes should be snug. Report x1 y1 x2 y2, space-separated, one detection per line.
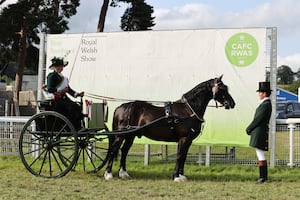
277 88 298 101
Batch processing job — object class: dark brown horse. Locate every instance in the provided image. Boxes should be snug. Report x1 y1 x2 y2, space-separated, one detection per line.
104 75 235 182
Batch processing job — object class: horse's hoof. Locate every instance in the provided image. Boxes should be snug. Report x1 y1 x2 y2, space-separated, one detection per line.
174 174 187 183
104 171 113 180
179 174 187 181
119 168 130 179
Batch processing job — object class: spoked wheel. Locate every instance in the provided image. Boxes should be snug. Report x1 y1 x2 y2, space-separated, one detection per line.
74 126 110 173
19 111 79 178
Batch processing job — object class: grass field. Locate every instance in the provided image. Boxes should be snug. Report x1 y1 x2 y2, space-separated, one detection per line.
1 155 300 200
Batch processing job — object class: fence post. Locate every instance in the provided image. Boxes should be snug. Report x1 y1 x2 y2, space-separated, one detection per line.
197 146 203 165
5 100 8 116
31 121 39 158
165 145 168 161
205 146 210 166
144 144 150 166
287 123 295 167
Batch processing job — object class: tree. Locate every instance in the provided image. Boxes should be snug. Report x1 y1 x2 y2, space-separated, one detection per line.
97 0 119 32
277 65 294 85
97 0 109 32
286 79 300 94
295 68 300 80
120 0 155 31
97 0 155 32
0 0 80 115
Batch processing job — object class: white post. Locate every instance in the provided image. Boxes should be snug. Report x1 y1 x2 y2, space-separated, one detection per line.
5 100 8 116
37 33 46 103
269 27 277 168
31 121 39 158
287 123 295 167
205 146 210 166
144 144 150 166
197 146 203 165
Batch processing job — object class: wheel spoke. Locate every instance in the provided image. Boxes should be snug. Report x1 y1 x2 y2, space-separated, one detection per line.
39 149 49 176
28 148 47 168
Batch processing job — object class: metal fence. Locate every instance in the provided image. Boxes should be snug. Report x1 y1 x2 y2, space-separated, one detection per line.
1 116 300 167
0 117 30 155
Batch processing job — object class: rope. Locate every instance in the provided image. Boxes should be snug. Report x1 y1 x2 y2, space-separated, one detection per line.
68 23 89 82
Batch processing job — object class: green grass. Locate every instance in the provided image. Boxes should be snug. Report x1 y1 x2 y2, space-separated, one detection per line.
1 155 300 200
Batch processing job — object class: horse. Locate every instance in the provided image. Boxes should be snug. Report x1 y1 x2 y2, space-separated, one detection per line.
104 75 235 182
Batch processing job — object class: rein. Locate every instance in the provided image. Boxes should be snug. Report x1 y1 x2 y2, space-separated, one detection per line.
85 92 166 105
85 83 225 109
86 92 223 108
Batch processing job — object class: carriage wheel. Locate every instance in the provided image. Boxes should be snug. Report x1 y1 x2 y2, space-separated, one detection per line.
74 125 110 173
19 111 79 178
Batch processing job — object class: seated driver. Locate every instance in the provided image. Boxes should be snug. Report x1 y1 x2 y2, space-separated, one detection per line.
45 57 84 131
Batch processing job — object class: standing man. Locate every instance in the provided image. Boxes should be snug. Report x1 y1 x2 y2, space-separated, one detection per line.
246 82 272 184
45 57 84 131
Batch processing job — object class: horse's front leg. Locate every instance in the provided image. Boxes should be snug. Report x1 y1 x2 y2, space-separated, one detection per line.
119 136 135 179
173 137 192 182
104 136 124 180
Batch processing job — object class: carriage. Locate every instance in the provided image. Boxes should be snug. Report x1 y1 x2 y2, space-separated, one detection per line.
18 75 235 181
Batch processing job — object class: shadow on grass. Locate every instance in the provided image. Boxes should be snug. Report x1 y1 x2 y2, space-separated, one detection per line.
101 160 300 182
3 155 299 183
100 161 256 182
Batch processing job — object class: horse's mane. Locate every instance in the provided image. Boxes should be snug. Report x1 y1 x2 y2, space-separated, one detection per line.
183 79 213 99
182 79 214 118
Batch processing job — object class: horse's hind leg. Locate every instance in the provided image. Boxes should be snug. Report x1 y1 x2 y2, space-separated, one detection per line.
119 136 135 179
104 136 124 180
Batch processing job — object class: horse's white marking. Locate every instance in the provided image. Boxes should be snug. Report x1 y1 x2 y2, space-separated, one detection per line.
119 167 130 179
173 174 187 183
104 170 113 180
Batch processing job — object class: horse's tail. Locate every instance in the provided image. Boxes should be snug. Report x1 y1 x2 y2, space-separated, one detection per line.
110 102 133 160
109 104 122 147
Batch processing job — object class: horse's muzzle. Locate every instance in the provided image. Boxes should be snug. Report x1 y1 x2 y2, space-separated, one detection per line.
223 100 235 109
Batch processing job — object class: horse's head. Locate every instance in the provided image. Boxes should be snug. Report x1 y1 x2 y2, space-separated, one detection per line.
211 75 235 109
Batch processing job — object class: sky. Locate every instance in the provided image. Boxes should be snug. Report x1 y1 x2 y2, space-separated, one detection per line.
2 0 300 71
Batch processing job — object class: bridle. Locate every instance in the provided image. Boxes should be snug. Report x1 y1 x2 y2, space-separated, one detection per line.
211 78 226 108
181 79 227 121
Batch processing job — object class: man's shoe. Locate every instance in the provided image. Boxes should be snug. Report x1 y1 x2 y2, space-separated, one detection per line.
256 177 267 184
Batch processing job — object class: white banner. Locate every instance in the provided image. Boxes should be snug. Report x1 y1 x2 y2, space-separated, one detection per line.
46 28 267 146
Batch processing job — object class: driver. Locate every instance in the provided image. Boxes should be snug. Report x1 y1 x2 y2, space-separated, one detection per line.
44 57 84 131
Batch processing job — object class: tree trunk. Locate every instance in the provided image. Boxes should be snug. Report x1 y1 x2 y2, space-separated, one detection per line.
13 26 27 115
97 0 109 32
0 0 7 6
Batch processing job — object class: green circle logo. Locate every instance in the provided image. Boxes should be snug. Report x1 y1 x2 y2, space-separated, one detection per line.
225 32 259 67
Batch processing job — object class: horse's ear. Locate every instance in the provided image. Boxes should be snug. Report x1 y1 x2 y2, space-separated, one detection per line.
213 75 223 85
218 74 223 81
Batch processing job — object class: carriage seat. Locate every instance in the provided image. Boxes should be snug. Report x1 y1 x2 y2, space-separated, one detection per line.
37 100 55 111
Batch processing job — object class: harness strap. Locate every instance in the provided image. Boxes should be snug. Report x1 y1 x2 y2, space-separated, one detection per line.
164 102 176 132
181 96 204 122
164 101 172 116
